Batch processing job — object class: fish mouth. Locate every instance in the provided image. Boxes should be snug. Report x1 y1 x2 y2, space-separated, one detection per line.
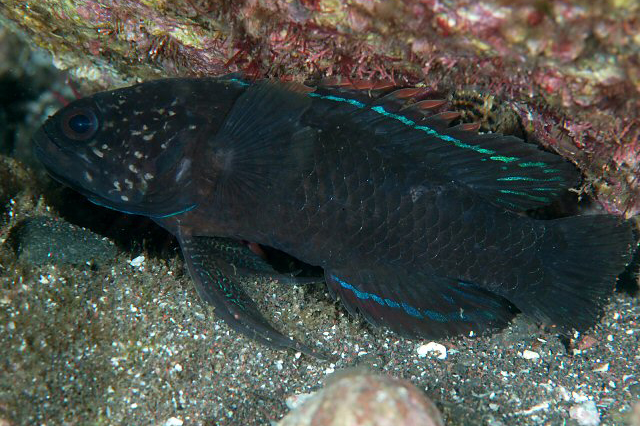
32 127 52 162
32 128 70 184
33 128 86 188
32 127 101 202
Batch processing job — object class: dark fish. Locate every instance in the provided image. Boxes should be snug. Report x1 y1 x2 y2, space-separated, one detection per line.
33 76 635 358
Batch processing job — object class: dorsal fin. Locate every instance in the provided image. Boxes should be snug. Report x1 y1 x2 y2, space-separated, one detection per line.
309 85 578 211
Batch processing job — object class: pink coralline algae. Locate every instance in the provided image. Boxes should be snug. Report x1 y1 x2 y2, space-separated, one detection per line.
0 0 639 219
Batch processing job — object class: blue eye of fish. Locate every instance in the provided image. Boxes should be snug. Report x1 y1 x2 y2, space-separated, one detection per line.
62 108 98 141
69 114 92 133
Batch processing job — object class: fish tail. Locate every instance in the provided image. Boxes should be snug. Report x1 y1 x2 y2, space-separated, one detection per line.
515 215 635 330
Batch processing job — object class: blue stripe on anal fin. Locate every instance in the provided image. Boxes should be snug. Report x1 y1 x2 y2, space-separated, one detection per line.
325 270 517 339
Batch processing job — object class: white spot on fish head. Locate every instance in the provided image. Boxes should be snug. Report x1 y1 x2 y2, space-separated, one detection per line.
175 158 191 182
128 164 138 173
113 180 122 191
84 171 93 182
91 147 104 158
409 185 428 203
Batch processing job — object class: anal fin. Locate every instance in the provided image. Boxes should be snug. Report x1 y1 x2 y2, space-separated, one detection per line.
326 268 518 339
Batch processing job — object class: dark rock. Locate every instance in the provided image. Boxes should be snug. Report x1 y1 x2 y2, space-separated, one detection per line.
14 215 116 266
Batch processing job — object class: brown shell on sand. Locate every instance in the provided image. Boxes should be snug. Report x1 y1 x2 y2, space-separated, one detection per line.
278 371 444 426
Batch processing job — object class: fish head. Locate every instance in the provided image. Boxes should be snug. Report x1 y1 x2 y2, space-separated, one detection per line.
33 79 211 218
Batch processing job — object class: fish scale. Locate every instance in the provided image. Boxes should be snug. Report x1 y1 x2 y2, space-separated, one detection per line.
33 75 636 358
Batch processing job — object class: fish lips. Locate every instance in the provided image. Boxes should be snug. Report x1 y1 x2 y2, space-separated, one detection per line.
32 126 81 185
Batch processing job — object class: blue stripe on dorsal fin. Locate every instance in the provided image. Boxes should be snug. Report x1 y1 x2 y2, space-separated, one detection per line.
308 84 578 211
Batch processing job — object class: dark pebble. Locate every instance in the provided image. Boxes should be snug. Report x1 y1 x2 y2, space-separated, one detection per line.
13 215 116 266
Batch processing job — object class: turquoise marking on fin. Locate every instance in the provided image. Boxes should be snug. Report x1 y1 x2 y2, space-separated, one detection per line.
308 88 564 176
308 92 366 108
226 78 250 87
384 298 401 308
518 161 558 172
496 176 564 182
371 106 415 126
154 204 198 218
518 161 547 168
371 293 385 305
400 302 422 318
88 198 197 218
331 275 468 323
531 188 559 192
498 189 549 203
369 106 499 156
490 155 519 163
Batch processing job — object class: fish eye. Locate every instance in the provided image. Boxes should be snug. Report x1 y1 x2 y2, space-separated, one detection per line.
61 108 99 141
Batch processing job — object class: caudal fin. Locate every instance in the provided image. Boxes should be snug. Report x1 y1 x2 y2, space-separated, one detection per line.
515 215 635 331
